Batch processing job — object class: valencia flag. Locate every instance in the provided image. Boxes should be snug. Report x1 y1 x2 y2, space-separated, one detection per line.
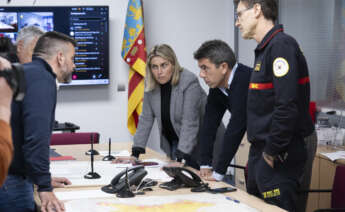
121 0 147 135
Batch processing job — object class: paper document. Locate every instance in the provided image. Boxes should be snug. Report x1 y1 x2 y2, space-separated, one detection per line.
320 151 345 161
55 189 113 201
98 150 130 157
50 156 75 161
50 159 171 187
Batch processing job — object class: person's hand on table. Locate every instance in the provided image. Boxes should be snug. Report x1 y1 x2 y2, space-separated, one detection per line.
203 175 218 181
165 161 184 167
51 177 71 188
38 191 65 212
200 167 212 178
199 167 218 181
112 156 138 164
160 160 184 171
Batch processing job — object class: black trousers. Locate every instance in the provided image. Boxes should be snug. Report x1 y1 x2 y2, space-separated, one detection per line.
246 137 307 212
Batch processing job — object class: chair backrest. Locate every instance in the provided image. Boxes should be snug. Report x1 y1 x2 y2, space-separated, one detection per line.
50 132 100 145
331 165 345 209
309 101 316 124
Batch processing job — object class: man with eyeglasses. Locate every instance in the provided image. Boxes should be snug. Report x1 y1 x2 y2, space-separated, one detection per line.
234 0 314 211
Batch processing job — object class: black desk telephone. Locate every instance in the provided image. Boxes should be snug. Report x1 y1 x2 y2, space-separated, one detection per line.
101 165 147 194
160 166 237 193
159 166 203 191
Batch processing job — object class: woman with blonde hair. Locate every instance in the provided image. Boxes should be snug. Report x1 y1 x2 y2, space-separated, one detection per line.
114 44 206 168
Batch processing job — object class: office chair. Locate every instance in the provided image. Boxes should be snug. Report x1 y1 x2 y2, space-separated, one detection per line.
303 165 345 212
230 164 248 187
50 132 100 145
309 101 317 124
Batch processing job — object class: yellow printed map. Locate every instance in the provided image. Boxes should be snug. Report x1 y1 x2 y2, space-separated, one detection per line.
65 193 259 212
98 200 213 212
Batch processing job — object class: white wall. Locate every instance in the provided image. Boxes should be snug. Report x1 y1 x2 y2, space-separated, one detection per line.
5 0 234 150
280 0 336 102
142 0 234 151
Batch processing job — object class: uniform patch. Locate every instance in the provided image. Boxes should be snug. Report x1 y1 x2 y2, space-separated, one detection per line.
254 63 261 71
262 188 281 199
273 57 289 77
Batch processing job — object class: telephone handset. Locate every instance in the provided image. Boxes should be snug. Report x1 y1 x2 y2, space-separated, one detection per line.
159 166 203 191
101 165 147 194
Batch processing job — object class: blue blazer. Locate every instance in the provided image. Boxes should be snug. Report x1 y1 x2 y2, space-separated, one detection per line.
199 63 252 174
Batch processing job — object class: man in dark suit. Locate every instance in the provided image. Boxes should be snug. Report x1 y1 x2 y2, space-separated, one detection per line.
194 40 251 181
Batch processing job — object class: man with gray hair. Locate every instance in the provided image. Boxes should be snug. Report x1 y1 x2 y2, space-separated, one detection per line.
0 31 76 212
234 0 314 211
16 25 44 64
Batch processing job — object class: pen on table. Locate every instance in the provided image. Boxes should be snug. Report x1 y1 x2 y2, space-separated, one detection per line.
226 196 240 203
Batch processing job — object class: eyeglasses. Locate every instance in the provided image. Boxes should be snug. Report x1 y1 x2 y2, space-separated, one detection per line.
235 7 253 21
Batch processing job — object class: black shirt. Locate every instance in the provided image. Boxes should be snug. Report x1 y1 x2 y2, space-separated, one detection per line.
160 82 179 144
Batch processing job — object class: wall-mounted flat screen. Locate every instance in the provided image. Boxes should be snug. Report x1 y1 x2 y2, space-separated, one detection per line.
0 6 109 86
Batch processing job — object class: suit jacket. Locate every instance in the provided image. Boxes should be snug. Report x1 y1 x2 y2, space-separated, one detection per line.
199 63 252 174
133 69 206 158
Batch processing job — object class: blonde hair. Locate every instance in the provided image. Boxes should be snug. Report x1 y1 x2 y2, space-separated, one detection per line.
145 44 183 91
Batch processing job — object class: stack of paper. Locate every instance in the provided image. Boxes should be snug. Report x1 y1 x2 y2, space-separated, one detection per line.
320 151 345 161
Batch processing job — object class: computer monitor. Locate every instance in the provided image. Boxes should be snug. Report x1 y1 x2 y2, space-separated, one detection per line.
0 6 109 86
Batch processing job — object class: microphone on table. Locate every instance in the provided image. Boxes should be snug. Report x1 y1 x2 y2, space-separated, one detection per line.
84 134 101 179
102 137 115 161
85 134 99 155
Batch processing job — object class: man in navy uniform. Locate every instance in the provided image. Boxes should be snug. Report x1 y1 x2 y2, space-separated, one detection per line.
194 40 251 182
0 31 76 212
234 0 314 211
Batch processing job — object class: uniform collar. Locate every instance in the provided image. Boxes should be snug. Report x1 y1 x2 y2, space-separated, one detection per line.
255 24 284 51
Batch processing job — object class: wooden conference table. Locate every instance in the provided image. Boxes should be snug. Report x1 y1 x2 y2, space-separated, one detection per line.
306 145 345 212
42 142 285 212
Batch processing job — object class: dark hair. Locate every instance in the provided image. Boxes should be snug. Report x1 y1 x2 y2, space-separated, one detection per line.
233 0 278 22
193 40 236 69
33 31 76 59
0 37 19 63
